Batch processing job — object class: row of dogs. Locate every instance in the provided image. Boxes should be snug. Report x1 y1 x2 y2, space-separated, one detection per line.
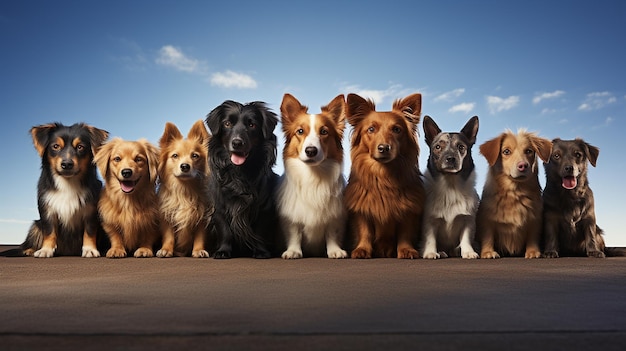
21 93 608 259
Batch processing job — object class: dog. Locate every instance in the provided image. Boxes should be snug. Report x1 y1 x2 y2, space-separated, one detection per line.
276 93 348 259
344 93 424 259
22 122 109 257
156 120 212 258
542 138 606 258
205 100 280 258
94 138 160 258
476 130 552 258
421 115 480 259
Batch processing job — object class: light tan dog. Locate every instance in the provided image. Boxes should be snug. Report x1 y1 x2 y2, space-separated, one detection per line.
156 121 212 258
95 138 160 258
476 130 552 259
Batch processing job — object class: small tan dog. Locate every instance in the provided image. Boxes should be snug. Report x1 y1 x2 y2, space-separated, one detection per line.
476 130 552 259
95 138 160 258
156 121 212 258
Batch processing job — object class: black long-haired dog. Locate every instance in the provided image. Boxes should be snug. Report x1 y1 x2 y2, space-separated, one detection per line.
205 100 280 258
23 122 109 257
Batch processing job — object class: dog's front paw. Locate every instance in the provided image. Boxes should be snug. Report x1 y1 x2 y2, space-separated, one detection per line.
543 250 559 258
34 247 55 258
525 250 541 259
192 250 209 258
82 246 100 258
351 247 372 259
156 249 173 258
134 248 154 258
462 250 479 259
282 249 303 259
587 250 606 258
398 248 419 259
327 249 348 259
422 251 440 259
106 247 127 258
213 250 231 259
481 251 500 259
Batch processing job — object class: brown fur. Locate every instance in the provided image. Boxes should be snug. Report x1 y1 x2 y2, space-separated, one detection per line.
344 93 424 259
95 138 160 258
476 130 552 258
543 138 605 257
156 120 213 258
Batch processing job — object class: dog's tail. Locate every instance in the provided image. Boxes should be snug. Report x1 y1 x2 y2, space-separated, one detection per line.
20 220 45 256
605 247 626 257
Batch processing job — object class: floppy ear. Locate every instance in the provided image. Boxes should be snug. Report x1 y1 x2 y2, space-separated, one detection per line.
460 116 479 145
188 119 210 146
139 139 160 185
206 101 236 135
30 123 60 156
280 94 308 128
531 136 553 163
393 93 422 127
252 102 278 140
422 116 441 147
479 134 504 166
94 138 118 180
579 138 599 167
346 93 374 127
322 94 346 135
86 125 109 157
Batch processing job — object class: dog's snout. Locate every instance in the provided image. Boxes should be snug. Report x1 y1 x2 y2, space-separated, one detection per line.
180 163 191 173
564 165 574 174
305 146 318 158
377 144 391 153
121 168 133 178
445 156 456 165
231 138 244 150
61 160 74 170
517 162 529 172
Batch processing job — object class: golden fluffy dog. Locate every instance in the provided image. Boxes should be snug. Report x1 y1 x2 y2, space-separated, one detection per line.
476 130 552 258
95 138 160 258
156 121 212 258
344 93 424 259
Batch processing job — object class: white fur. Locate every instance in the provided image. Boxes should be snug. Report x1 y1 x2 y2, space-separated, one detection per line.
43 174 90 231
298 115 324 164
422 168 479 259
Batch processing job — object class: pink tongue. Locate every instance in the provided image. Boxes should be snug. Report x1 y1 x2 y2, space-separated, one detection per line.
230 153 247 166
562 176 577 190
120 181 135 193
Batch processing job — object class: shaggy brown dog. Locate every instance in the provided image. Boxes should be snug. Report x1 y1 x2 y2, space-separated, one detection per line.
476 130 552 259
344 93 424 259
156 121 212 258
95 138 160 258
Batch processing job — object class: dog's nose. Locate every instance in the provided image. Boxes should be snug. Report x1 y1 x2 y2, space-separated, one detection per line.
445 156 456 165
564 165 574 173
61 160 74 170
121 168 133 178
180 163 190 173
377 144 391 153
517 162 529 172
305 146 318 158
231 138 244 150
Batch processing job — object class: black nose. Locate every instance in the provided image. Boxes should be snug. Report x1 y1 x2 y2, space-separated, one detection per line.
445 156 456 165
121 169 133 178
377 144 391 153
231 138 244 150
564 165 574 173
305 146 318 158
61 160 74 170
180 163 190 172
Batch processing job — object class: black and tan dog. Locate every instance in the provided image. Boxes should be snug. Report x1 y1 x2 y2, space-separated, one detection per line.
542 138 605 258
23 122 109 257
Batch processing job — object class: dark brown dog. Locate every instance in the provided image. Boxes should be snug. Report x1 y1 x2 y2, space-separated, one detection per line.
542 138 605 258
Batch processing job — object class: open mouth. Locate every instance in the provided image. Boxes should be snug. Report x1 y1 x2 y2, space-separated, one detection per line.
562 176 577 190
120 180 138 193
230 152 249 166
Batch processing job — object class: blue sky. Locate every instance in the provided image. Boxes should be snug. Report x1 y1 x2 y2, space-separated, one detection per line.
1 0 625 246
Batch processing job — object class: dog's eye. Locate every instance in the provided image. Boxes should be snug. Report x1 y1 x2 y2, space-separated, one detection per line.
223 121 232 128
367 126 376 133
135 156 144 163
458 144 466 153
392 126 402 134
191 152 199 159
574 152 582 159
552 153 561 160
52 143 61 151
435 144 441 150
172 153 178 159
296 128 304 135
76 144 85 151
248 122 256 129
525 149 534 155
320 127 329 136
113 156 121 162
502 148 511 156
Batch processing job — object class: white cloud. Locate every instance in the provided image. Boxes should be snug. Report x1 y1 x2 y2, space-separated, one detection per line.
578 91 616 111
210 70 258 89
448 102 475 114
340 83 416 106
156 45 204 73
533 90 565 104
435 88 465 102
486 95 519 114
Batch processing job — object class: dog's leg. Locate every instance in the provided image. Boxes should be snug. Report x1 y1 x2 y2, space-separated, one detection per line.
479 226 500 259
325 220 347 259
105 231 127 258
543 212 560 258
157 225 175 258
397 218 419 259
34 231 57 258
421 224 440 259
191 227 209 258
454 215 478 259
459 227 479 259
81 230 100 258
350 215 373 259
281 222 303 259
524 221 542 259
582 219 605 258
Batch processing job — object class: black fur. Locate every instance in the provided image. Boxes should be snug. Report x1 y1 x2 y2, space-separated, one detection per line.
205 101 280 258
22 122 109 257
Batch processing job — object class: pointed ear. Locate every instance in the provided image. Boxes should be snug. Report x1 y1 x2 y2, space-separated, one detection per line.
346 93 374 127
479 134 504 166
531 136 553 163
188 120 210 146
30 123 59 156
460 116 479 145
139 139 160 185
280 94 308 125
86 125 109 157
159 122 182 149
422 116 441 147
393 93 422 126
94 138 118 180
322 94 346 131
579 139 599 167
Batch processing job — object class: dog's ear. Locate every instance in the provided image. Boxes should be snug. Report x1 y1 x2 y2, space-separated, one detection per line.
322 94 346 133
479 134 504 166
346 93 374 127
461 116 479 145
206 100 238 135
188 120 210 147
93 138 118 180
530 136 553 163
578 138 599 167
393 93 422 126
250 102 278 140
422 116 441 147
85 125 109 157
280 94 308 127
139 139 160 185
160 122 182 149
30 123 60 156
